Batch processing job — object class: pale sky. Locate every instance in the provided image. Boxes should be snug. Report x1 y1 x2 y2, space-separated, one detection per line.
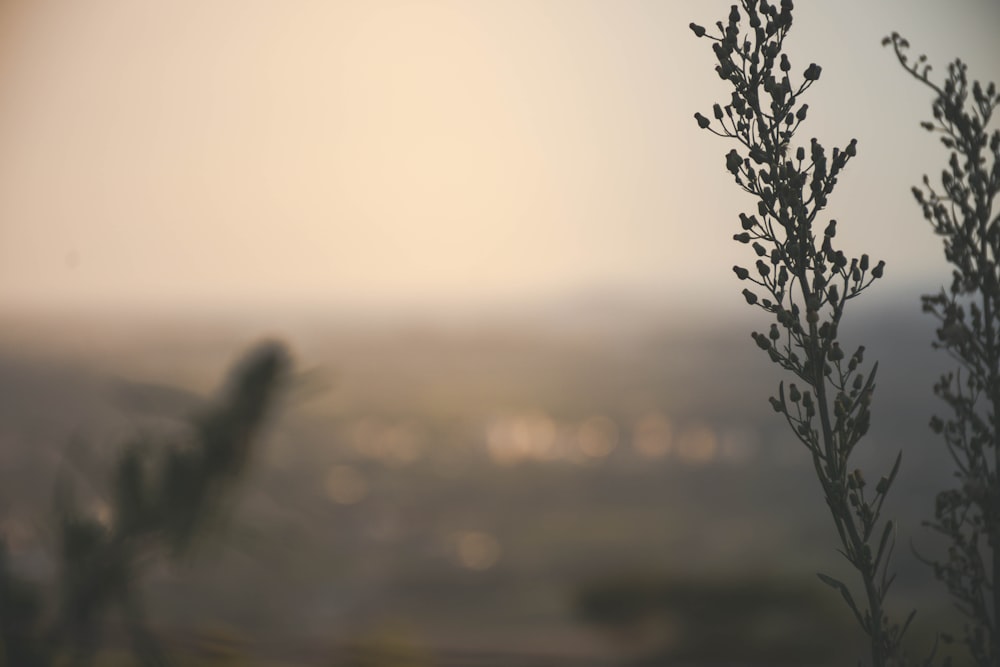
0 0 997 318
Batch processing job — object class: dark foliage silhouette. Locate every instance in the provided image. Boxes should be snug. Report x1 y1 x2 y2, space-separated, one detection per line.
886 32 1000 667
691 2 907 664
0 341 291 667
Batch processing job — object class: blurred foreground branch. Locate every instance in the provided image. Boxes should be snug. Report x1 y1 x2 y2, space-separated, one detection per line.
0 341 291 667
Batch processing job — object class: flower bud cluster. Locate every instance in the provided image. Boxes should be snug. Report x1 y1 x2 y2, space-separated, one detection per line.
693 3 885 424
693 6 885 390
888 32 1000 663
694 6 904 661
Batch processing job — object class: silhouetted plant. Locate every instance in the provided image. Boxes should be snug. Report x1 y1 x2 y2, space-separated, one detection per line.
691 3 908 665
0 341 291 667
886 33 1000 667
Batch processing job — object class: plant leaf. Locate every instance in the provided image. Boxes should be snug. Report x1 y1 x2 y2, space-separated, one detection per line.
817 572 865 629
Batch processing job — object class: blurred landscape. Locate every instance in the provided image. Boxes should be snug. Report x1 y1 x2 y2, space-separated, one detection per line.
0 296 965 665
1 1 996 664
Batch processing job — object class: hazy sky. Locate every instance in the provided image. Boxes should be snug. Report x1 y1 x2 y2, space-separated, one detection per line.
0 0 997 318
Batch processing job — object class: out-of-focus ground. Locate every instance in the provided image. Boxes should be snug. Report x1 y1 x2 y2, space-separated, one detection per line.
0 297 965 665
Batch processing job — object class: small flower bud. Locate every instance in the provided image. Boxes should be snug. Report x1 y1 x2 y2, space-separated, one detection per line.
726 149 743 174
769 396 782 413
713 103 724 120
789 384 801 402
743 289 758 305
695 112 711 129
804 63 822 81
769 323 780 340
872 261 885 278
689 22 707 37
733 265 750 280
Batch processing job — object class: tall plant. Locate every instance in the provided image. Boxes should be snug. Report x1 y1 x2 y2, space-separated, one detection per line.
690 2 906 664
885 33 1000 667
